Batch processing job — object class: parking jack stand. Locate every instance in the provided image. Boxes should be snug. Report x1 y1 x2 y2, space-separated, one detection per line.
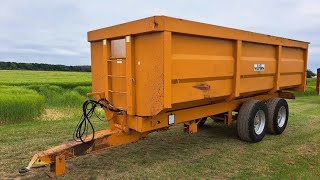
49 154 66 177
184 120 198 134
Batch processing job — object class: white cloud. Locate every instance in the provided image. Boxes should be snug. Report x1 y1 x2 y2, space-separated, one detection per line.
298 0 320 16
309 46 320 55
51 48 80 56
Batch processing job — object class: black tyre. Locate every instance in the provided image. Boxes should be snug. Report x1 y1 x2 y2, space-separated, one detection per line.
237 100 268 143
198 117 207 128
266 98 289 135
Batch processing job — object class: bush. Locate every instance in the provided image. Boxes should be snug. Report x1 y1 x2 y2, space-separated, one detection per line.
307 69 316 78
0 86 45 124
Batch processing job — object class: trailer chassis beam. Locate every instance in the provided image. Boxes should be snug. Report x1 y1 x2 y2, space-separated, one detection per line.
21 129 148 177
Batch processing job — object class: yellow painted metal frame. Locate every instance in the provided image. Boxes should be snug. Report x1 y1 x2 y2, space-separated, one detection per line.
25 128 147 177
124 93 280 133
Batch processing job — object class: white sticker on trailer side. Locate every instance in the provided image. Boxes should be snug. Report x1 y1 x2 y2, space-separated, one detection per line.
126 36 131 43
168 114 175 125
254 64 265 72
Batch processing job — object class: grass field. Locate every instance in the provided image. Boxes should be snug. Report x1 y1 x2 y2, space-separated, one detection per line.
0 70 92 124
0 86 45 123
0 70 91 87
0 70 319 179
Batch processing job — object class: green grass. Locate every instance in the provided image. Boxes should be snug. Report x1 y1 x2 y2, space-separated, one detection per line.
295 78 318 96
28 85 85 108
0 70 92 123
0 70 91 88
74 86 92 96
0 96 318 179
0 86 45 124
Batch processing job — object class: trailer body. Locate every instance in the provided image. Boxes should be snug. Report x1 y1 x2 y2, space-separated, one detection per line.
88 16 308 133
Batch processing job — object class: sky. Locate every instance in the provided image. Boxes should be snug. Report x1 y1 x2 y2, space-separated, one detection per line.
0 0 319 72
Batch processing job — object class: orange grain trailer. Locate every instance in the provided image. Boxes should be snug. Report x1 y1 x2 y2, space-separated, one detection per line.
21 16 309 177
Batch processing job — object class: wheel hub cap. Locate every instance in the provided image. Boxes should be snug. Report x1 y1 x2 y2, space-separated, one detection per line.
254 110 266 135
277 106 286 128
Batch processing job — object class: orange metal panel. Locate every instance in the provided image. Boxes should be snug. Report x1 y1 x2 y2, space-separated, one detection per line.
134 33 164 116
90 41 108 97
242 42 276 58
273 46 282 91
163 31 172 108
240 57 276 75
280 47 304 74
109 60 126 76
241 42 276 76
125 35 136 115
172 33 235 56
282 46 304 59
279 46 306 90
172 79 233 103
110 92 126 109
280 58 304 73
234 40 242 97
172 54 234 79
171 33 235 103
240 76 274 93
279 74 303 88
110 78 126 92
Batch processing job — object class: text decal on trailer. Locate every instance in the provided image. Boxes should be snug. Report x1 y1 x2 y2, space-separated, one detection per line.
254 64 265 72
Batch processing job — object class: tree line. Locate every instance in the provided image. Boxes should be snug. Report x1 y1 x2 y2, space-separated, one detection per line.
0 61 91 72
307 69 316 78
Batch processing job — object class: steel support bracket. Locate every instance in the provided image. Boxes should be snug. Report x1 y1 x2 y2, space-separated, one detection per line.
184 120 198 134
49 154 66 177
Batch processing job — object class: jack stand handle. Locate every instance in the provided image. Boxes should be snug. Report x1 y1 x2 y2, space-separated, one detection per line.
19 167 29 174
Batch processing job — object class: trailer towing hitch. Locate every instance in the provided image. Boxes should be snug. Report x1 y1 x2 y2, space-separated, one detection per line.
19 129 147 177
19 92 148 177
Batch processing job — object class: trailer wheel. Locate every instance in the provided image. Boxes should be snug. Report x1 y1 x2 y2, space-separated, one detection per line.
237 100 268 143
266 98 289 134
198 117 207 128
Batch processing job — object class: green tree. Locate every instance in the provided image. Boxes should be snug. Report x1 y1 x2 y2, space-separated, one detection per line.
307 69 316 78
0 61 91 72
